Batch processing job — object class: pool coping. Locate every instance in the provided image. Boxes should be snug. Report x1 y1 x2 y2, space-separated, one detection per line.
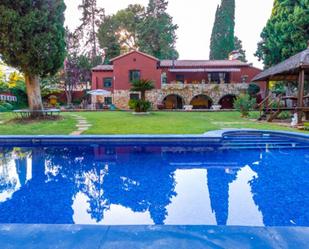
0 224 308 249
0 129 308 144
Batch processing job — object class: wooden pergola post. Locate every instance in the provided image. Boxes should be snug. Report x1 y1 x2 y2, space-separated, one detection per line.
265 80 270 110
297 69 305 125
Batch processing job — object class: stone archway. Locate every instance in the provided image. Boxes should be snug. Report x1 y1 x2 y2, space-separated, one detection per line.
219 94 237 109
163 94 184 109
190 95 213 109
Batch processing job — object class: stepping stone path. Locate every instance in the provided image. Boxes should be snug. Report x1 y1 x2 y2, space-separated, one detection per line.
70 114 91 135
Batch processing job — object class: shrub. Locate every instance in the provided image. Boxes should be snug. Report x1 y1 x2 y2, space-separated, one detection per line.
2 102 13 110
272 82 286 95
277 111 291 120
234 94 256 118
304 122 309 131
271 100 284 109
0 105 7 112
129 99 152 112
247 83 260 97
249 111 260 119
0 101 13 112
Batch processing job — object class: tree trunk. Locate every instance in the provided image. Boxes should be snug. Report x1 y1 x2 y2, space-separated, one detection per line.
65 89 72 107
25 73 43 116
141 91 146 101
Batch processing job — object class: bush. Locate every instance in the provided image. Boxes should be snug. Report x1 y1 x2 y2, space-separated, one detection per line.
249 111 260 119
272 82 286 95
0 101 14 112
128 99 152 112
0 105 7 112
247 83 260 97
277 111 291 120
271 100 284 109
2 102 13 110
234 94 256 118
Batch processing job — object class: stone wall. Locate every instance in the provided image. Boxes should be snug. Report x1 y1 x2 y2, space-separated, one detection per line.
113 83 248 110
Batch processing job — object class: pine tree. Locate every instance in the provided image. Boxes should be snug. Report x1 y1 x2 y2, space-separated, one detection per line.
75 0 105 62
0 0 66 113
138 0 178 59
209 0 235 60
147 0 168 17
255 0 309 67
234 36 247 62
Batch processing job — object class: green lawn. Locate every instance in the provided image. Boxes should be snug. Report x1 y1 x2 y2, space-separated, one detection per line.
0 112 76 135
0 111 306 135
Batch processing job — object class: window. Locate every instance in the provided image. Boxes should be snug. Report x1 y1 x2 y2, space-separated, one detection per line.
103 77 113 88
176 74 185 83
161 72 167 84
104 97 112 105
130 93 140 100
129 70 140 82
208 72 230 84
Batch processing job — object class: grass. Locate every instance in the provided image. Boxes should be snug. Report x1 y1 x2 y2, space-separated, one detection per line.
81 111 306 134
0 111 307 135
0 112 76 135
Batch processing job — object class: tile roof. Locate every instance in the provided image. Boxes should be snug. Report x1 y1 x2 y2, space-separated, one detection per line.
92 59 251 71
110 50 158 62
160 60 249 67
252 47 309 81
92 65 114 71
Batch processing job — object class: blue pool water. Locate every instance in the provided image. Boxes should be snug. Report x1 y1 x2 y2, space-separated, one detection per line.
0 133 308 227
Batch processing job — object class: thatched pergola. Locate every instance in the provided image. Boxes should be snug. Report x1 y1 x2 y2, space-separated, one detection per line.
252 44 309 125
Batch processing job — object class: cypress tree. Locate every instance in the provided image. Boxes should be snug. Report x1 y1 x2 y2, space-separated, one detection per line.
0 0 66 113
255 0 309 67
209 0 235 60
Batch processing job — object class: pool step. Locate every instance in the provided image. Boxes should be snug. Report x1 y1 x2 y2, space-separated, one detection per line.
220 143 309 150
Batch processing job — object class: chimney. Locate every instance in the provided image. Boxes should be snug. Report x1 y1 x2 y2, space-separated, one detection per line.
229 50 241 60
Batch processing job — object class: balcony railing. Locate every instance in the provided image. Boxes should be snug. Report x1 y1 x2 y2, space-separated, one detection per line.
161 82 248 90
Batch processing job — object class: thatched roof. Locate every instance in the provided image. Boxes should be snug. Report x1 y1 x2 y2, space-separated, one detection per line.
252 46 309 82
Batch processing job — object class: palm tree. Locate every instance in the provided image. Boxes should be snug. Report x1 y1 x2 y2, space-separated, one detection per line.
130 79 154 101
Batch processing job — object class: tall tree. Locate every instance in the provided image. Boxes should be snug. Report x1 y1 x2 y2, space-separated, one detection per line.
76 0 105 63
255 0 309 67
114 4 145 52
138 0 178 59
0 0 66 114
234 36 247 62
97 16 122 63
209 0 235 60
63 30 82 106
98 4 145 62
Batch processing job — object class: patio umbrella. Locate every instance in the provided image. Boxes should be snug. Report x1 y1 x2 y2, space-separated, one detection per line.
87 89 111 96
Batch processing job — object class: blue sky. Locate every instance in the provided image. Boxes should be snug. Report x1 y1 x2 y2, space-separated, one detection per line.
65 0 273 68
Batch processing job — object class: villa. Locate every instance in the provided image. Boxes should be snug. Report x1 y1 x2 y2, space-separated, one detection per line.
91 50 265 110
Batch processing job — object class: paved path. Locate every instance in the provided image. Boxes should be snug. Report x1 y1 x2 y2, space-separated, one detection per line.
70 114 91 135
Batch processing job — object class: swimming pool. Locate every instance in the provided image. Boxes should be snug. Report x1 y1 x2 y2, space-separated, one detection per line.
0 131 308 227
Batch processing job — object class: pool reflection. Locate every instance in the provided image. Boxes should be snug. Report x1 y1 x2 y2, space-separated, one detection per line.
0 145 308 226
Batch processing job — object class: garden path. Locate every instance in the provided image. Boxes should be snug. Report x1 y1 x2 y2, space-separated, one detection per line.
70 114 91 135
